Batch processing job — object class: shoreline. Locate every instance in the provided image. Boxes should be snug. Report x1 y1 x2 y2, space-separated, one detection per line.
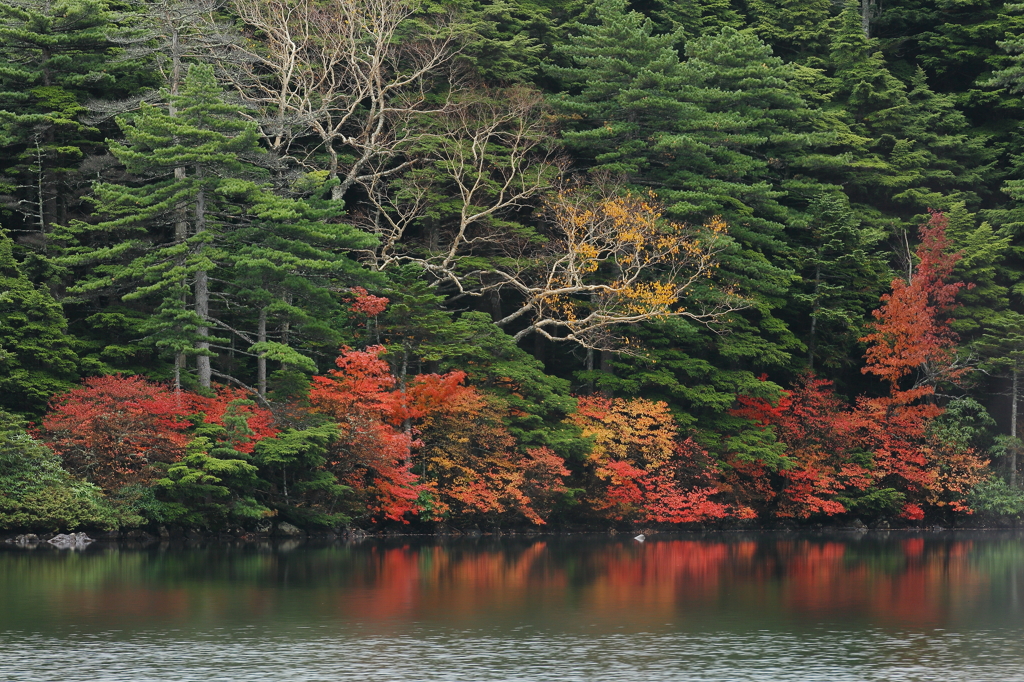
5 523 1024 550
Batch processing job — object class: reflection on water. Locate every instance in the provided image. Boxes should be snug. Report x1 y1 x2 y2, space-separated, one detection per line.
1 532 1023 681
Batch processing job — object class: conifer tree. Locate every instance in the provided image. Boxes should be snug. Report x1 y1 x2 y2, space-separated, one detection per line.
70 63 263 390
0 232 78 415
0 0 118 247
788 191 885 373
549 0 684 177
828 1 993 225
747 0 834 63
217 181 378 398
646 0 744 44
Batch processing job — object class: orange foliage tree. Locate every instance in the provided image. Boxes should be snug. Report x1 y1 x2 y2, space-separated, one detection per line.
308 345 426 522
416 388 571 525
309 345 572 525
858 210 985 520
569 395 743 524
727 373 871 519
725 212 986 522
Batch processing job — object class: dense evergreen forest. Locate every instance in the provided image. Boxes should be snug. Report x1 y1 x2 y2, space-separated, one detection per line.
5 0 1024 534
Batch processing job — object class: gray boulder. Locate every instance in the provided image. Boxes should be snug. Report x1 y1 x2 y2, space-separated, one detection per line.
47 533 93 549
275 521 304 536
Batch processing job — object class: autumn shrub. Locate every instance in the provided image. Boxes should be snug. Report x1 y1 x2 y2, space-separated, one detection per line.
42 375 192 493
569 395 742 525
310 346 576 526
40 376 292 529
725 373 871 519
415 387 571 525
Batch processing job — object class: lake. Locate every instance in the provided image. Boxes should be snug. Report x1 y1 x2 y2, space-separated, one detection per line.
1 531 1023 681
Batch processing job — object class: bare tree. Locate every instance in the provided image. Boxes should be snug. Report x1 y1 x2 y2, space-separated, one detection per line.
357 86 563 286
362 118 742 351
226 0 462 199
493 187 743 350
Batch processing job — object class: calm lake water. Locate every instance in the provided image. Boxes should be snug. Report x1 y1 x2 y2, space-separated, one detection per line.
1 532 1023 681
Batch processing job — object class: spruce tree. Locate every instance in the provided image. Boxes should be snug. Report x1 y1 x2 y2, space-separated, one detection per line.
218 181 378 398
0 232 78 415
828 0 993 226
747 0 834 64
645 0 744 44
70 63 263 390
0 0 119 247
787 190 885 374
549 0 685 177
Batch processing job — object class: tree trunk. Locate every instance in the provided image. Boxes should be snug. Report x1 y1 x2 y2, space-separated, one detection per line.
808 261 821 370
533 329 545 364
194 179 211 389
328 143 342 201
861 0 873 38
585 347 595 395
171 33 188 389
1013 365 1019 488
400 342 412 437
599 350 614 397
281 292 292 346
257 307 267 398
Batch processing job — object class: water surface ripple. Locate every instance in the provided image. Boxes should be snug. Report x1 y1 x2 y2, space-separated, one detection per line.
1 532 1023 681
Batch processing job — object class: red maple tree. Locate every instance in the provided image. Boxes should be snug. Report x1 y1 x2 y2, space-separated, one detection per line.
42 375 193 491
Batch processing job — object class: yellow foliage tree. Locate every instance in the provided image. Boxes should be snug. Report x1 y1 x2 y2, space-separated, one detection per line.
496 186 743 349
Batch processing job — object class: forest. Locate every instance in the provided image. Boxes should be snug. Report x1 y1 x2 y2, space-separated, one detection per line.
3 0 1024 534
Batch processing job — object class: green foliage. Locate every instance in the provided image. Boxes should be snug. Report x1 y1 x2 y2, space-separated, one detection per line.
828 1 994 226
0 409 121 531
156 432 265 528
216 178 380 393
0 0 121 241
646 0 745 45
0 232 78 415
786 190 886 373
747 0 834 63
929 397 998 452
968 475 1024 517
63 63 264 380
836 487 906 517
252 423 350 527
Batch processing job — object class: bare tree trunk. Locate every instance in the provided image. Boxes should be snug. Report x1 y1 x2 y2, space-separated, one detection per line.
170 28 188 389
399 342 412 437
861 0 874 38
328 144 342 201
257 306 267 398
194 178 211 389
281 292 292 346
808 261 821 371
585 347 595 395
1013 366 1019 488
173 164 188 390
533 330 545 363
599 350 614 398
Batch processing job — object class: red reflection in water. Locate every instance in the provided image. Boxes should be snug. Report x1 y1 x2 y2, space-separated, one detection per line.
0 538 995 631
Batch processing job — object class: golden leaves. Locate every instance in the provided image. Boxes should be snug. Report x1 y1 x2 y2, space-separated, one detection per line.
535 188 731 346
